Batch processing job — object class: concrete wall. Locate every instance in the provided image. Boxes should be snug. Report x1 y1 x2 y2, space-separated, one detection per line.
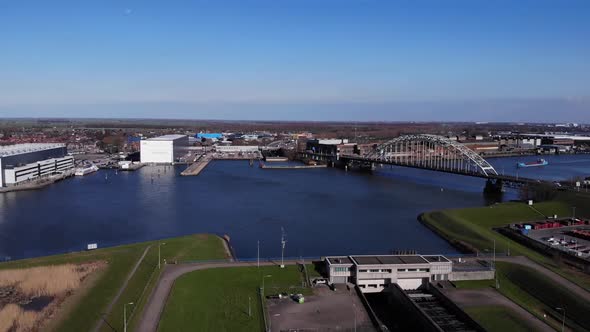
387 285 442 332
450 270 495 281
427 284 486 332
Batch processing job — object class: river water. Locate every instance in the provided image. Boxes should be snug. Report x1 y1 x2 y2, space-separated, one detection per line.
0 155 588 261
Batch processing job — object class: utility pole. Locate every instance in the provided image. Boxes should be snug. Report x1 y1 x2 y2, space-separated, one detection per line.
556 307 566 332
158 242 166 269
280 227 287 268
124 302 134 332
572 206 576 219
494 239 499 289
257 240 260 268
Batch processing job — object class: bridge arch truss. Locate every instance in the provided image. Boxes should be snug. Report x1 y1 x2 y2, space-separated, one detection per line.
364 134 498 177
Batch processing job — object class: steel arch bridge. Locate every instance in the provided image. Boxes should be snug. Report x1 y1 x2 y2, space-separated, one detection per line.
356 134 498 177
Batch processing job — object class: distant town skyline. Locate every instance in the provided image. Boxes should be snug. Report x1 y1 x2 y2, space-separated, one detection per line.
1 1 589 121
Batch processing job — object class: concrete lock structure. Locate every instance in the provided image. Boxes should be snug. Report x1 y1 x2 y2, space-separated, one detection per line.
325 255 453 292
0 143 74 187
140 135 189 164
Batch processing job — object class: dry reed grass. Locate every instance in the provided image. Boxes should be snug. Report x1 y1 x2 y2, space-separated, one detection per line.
0 263 100 297
0 262 104 332
0 304 40 332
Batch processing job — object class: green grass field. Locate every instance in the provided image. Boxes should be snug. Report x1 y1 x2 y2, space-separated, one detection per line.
421 201 590 290
0 233 228 332
457 262 590 331
158 264 309 332
422 201 590 331
496 261 590 332
464 306 538 332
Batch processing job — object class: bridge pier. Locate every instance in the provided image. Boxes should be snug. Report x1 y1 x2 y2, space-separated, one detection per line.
484 178 503 194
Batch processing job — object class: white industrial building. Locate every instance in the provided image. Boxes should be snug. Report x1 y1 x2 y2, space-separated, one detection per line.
0 143 74 187
214 145 260 153
325 255 453 293
140 135 189 164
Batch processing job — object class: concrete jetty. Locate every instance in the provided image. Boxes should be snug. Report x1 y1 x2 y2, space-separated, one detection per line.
260 164 327 169
180 155 212 176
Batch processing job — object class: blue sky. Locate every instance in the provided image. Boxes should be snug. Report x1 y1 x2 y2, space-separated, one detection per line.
0 0 589 122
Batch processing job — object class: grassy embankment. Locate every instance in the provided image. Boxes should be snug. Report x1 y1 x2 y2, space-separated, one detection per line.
464 306 537 332
422 201 590 331
0 234 229 332
456 261 590 332
421 201 590 289
158 264 310 332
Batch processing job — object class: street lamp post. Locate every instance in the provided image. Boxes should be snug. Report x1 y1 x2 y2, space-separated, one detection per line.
352 302 357 332
159 242 166 269
124 302 134 332
556 307 566 332
572 206 576 219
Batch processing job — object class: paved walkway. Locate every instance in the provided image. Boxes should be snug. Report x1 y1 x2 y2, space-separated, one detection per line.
91 244 152 332
136 260 301 332
442 288 553 332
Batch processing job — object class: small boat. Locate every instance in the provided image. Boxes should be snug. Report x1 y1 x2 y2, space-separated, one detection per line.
517 159 548 168
75 165 99 176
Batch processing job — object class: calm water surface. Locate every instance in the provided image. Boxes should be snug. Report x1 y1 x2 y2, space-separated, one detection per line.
0 155 588 261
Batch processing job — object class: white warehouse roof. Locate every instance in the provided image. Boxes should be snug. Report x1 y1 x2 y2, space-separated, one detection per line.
0 143 66 158
145 134 187 141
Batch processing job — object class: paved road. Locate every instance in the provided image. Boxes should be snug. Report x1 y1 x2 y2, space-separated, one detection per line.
442 288 554 332
91 244 152 332
496 256 590 302
137 260 301 332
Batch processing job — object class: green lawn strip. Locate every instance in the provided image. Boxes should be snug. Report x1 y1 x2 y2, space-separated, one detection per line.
453 279 495 289
126 234 229 332
0 233 228 332
496 261 590 332
127 263 163 332
306 263 323 278
160 233 230 262
158 265 310 332
99 245 159 332
464 306 537 332
421 201 590 291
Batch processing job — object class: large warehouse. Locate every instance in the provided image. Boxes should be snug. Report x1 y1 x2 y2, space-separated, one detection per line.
0 143 74 187
140 134 189 164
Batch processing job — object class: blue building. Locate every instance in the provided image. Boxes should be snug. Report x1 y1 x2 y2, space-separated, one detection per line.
195 133 223 140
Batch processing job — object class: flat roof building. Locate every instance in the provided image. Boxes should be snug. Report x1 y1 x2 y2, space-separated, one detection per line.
140 135 189 164
0 143 74 187
325 254 453 292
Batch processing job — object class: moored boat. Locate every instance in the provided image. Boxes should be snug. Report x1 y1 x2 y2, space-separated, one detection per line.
517 159 548 168
75 165 99 176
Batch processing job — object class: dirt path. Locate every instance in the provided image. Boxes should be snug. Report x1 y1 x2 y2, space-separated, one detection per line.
496 256 590 302
137 260 301 332
442 288 553 332
220 235 235 262
91 244 152 332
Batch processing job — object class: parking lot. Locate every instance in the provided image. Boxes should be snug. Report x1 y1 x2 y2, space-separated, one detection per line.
267 285 375 331
528 225 590 259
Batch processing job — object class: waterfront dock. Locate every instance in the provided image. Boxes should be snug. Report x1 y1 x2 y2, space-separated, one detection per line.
120 163 145 171
260 164 327 169
264 156 289 162
181 155 212 176
0 170 75 193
